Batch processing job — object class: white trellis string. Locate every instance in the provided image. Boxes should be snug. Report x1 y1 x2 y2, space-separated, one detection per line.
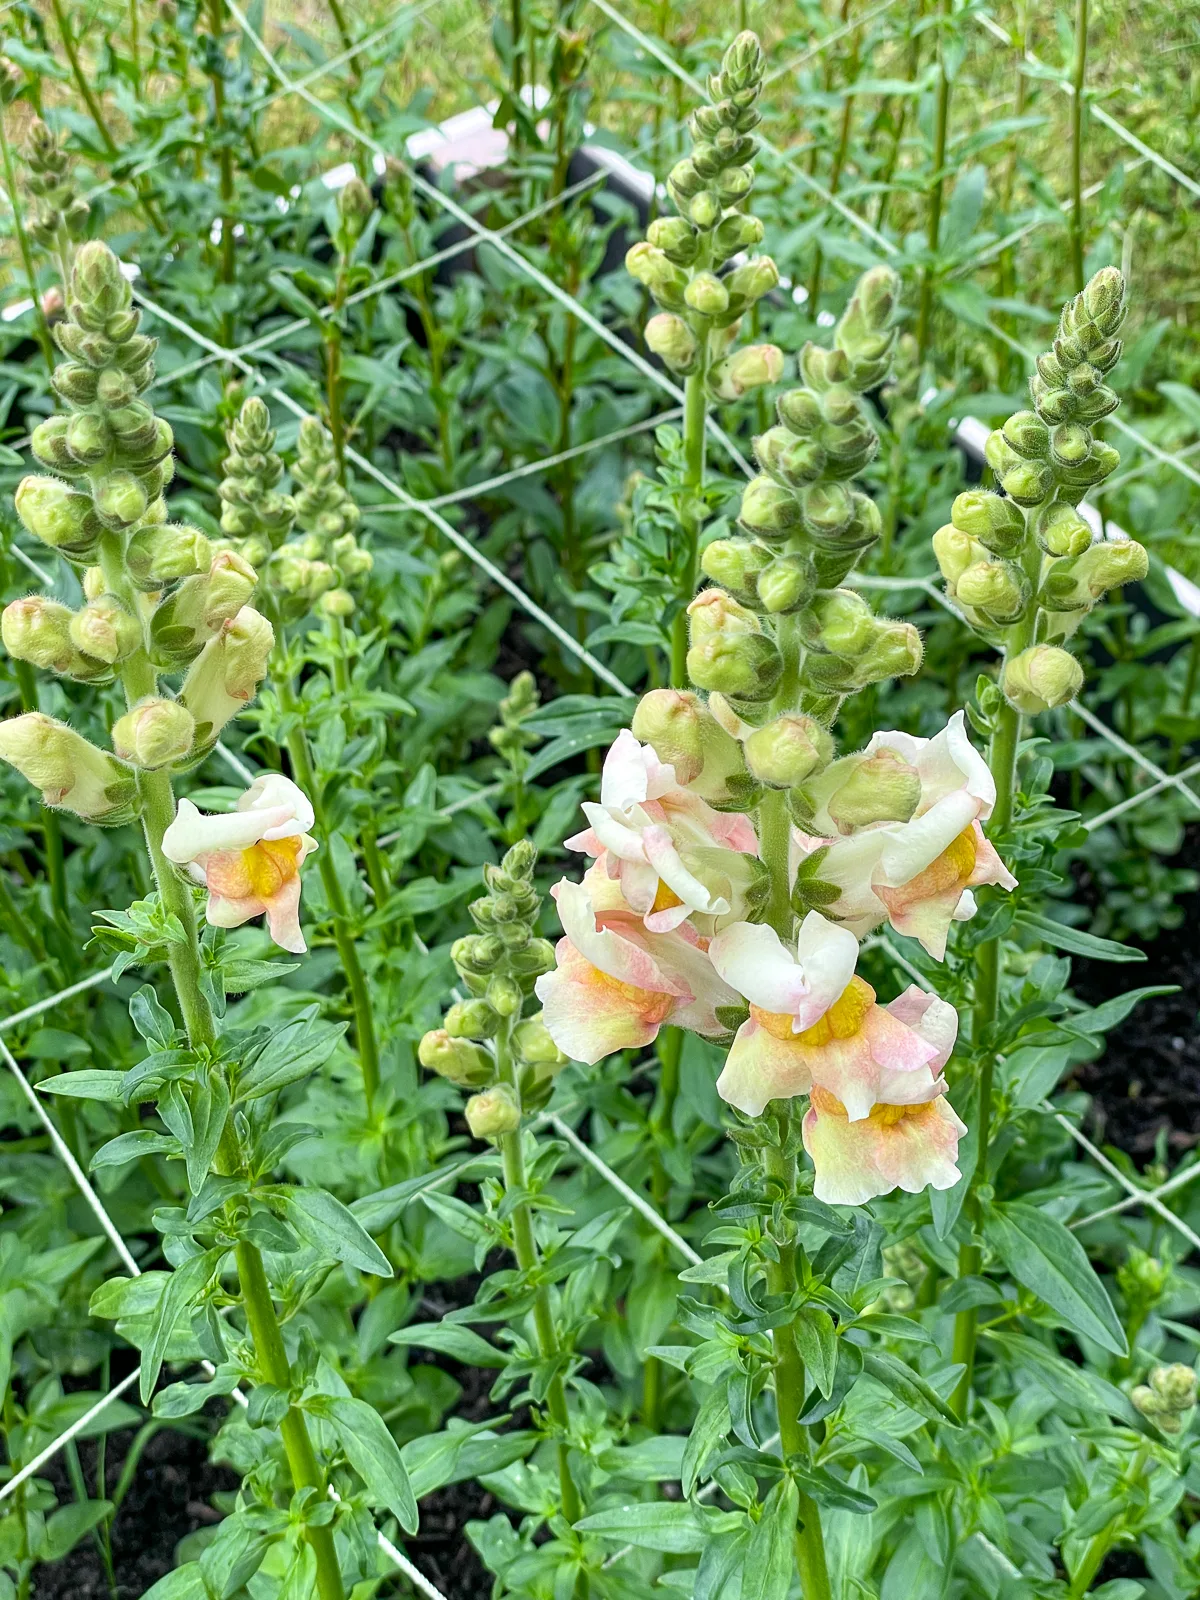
1072 701 1200 818
0 967 114 1030
0 1370 143 1502
549 1115 702 1267
223 0 756 483
1072 1159 1200 1231
1085 758 1200 833
974 11 1200 202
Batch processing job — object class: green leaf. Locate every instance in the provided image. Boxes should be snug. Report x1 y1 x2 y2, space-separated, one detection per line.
389 1324 504 1366
37 1070 125 1102
40 1500 114 1561
305 1395 418 1533
742 1477 799 1600
860 1350 961 1428
681 1384 731 1497
90 1130 178 1170
283 1189 393 1277
140 1250 222 1403
1014 912 1146 963
984 1201 1128 1357
129 984 177 1047
221 958 301 994
791 1460 878 1515
794 1305 839 1397
140 1565 207 1600
238 1010 347 1099
573 1502 712 1554
1062 986 1178 1040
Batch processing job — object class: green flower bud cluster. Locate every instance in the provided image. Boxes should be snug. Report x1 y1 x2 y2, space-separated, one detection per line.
420 843 566 1133
488 670 541 765
1132 1364 1197 1436
219 398 296 567
625 32 782 399
335 177 374 253
24 118 89 253
291 418 371 619
0 243 276 805
684 266 915 726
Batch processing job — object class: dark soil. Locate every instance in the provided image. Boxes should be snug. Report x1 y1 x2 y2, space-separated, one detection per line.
31 1422 238 1600
1069 826 1200 1163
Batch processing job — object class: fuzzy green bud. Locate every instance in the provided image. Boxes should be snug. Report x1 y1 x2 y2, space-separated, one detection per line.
1033 500 1092 558
93 469 149 531
465 1084 521 1140
337 176 373 239
756 425 826 488
111 697 196 768
630 688 746 802
318 587 355 619
950 491 1026 555
738 473 802 539
1001 410 1050 460
724 256 779 305
685 271 729 316
853 621 923 685
708 344 784 401
821 748 922 833
712 212 765 264
0 713 136 822
445 998 500 1041
932 524 986 590
687 631 782 701
687 587 760 644
755 553 816 614
955 559 1031 625
418 1028 492 1088
69 594 142 665
776 388 823 435
645 313 698 374
743 715 832 788
1132 1364 1196 1435
625 242 687 307
126 522 213 589
646 216 700 266
15 475 97 557
1001 645 1084 714
2 597 79 674
700 538 772 600
804 589 876 658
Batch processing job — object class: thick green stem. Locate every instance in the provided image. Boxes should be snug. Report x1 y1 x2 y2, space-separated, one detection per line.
916 0 952 360
763 1142 832 1600
1069 0 1089 292
494 1017 583 1524
276 674 380 1112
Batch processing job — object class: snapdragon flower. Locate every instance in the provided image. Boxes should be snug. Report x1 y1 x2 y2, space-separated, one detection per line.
163 774 318 952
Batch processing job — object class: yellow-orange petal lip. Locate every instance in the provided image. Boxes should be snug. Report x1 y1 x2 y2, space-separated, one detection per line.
652 880 684 915
796 974 876 1047
207 835 303 901
900 825 978 902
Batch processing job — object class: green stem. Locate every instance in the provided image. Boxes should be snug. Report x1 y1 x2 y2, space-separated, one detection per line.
1069 0 1089 292
276 672 380 1112
494 1016 583 1524
670 305 712 688
916 0 952 361
763 1141 832 1600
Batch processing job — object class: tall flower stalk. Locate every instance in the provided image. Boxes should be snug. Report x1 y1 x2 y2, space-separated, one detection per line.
624 31 783 688
936 267 1147 1414
539 265 992 1590
0 243 361 1600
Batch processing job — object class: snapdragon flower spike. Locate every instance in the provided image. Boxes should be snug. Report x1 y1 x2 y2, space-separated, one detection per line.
535 872 739 1064
162 774 317 952
565 729 760 934
709 912 955 1124
793 711 1017 959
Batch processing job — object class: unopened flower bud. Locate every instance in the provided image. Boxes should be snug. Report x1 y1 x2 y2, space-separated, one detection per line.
933 524 985 590
465 1084 521 1140
853 621 923 685
445 998 500 1040
1000 462 1055 507
179 606 274 748
755 553 816 614
625 242 687 306
15 475 96 556
1034 500 1092 558
709 344 784 401
1074 538 1148 598
712 212 764 262
318 587 355 619
93 470 149 531
1002 644 1084 714
688 190 722 230
71 241 131 326
724 257 778 306
1001 410 1050 460
645 313 698 374
756 426 826 488
127 522 212 588
687 587 760 644
955 559 1030 625
951 490 1026 555
337 175 373 238
645 216 699 266
630 688 745 801
744 715 832 788
0 713 135 821
687 630 782 701
452 933 504 975
69 594 141 666
112 697 196 768
804 589 876 658
799 481 856 544
700 538 771 600
418 1028 492 1087
2 597 77 673
685 272 729 316
1132 1363 1196 1434
821 748 922 833
738 474 802 538
776 389 822 435
512 1014 568 1070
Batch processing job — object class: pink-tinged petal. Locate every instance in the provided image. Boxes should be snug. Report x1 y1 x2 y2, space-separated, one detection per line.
617 859 660 918
792 912 862 1028
261 874 307 953
803 1091 967 1205
599 729 678 812
716 1018 814 1116
715 811 758 855
886 988 959 1072
580 857 629 913
709 921 811 1016
862 1003 941 1075
800 1028 896 1121
876 881 964 961
651 930 741 1036
970 828 1018 892
204 889 266 931
535 942 672 1064
553 879 688 996
581 801 650 863
875 790 980 886
564 824 604 857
